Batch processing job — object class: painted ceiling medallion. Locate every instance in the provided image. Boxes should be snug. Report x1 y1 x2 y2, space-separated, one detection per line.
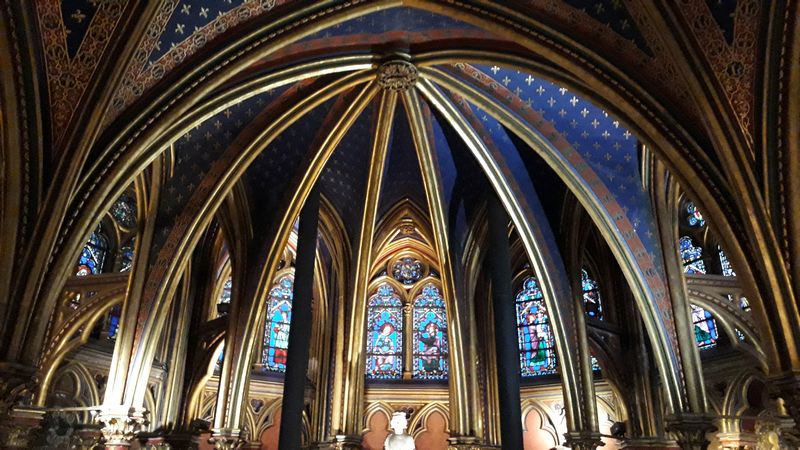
377 60 418 92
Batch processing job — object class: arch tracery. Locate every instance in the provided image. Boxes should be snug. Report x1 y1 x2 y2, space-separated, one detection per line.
3 3 799 450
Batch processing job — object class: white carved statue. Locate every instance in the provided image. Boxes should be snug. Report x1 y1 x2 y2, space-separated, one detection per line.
384 412 415 450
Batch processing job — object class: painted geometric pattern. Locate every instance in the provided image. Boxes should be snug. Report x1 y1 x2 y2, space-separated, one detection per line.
412 284 449 380
110 0 287 118
366 283 403 380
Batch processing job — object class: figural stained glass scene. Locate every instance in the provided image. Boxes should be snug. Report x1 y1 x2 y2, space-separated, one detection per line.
18 3 786 448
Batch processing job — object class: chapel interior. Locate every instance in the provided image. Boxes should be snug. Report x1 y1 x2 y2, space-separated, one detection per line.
0 1 799 450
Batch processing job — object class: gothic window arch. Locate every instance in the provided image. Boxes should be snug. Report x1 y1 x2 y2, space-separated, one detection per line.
76 225 109 276
366 282 404 380
516 276 557 376
412 283 449 380
262 273 294 372
581 268 603 320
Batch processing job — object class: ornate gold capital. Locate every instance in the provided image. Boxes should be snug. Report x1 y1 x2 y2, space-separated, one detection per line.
209 428 244 450
96 406 148 447
377 60 418 92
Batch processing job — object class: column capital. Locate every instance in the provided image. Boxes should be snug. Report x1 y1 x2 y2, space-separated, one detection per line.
208 428 244 450
755 400 798 449
96 406 149 448
665 413 717 450
564 431 605 450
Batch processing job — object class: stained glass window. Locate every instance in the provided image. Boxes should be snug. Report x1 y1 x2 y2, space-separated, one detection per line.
516 277 557 376
392 257 423 285
686 202 705 227
106 304 121 340
690 304 718 349
111 195 137 229
119 239 134 272
718 248 736 277
581 269 603 320
366 283 403 380
76 226 108 276
262 275 293 372
412 284 449 380
680 236 706 274
590 356 600 372
218 276 232 304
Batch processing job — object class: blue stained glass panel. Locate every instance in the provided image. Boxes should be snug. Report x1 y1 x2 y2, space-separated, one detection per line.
119 239 134 272
107 304 121 340
76 227 108 276
392 257 423 285
516 277 557 376
719 248 736 277
412 284 449 380
680 236 706 274
581 269 603 320
366 283 403 380
686 202 706 227
111 195 137 229
262 275 293 372
690 304 718 349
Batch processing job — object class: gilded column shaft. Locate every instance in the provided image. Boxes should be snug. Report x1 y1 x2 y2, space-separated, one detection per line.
402 86 481 438
339 88 397 436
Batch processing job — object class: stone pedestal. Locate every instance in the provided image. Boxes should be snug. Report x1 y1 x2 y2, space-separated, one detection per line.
96 406 148 449
565 431 605 450
666 414 717 450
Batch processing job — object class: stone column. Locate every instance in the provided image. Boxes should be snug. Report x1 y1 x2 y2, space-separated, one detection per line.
96 406 148 449
278 187 320 450
666 414 717 450
485 195 523 450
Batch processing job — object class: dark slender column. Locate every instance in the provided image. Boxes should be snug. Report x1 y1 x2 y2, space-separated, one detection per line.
278 187 320 450
486 195 524 450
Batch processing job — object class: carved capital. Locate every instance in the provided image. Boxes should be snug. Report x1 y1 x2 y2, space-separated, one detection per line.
665 414 717 450
209 428 244 450
96 406 148 447
377 59 417 92
565 431 605 450
755 401 798 450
